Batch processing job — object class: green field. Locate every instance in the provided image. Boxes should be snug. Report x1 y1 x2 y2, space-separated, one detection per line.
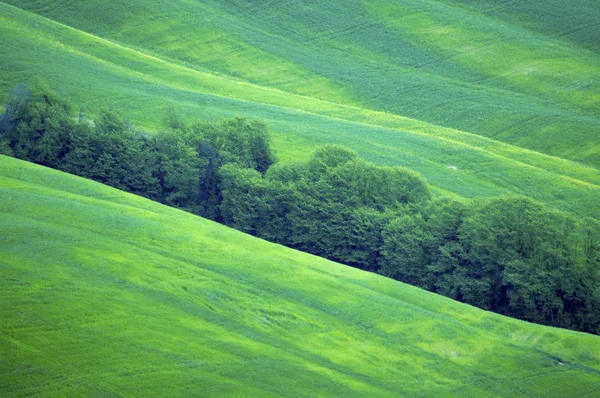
4 0 600 163
1 155 600 396
1 1 600 221
2 1 600 394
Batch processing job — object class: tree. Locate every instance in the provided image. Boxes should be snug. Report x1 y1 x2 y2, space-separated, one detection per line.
162 103 186 131
380 213 436 288
247 120 275 173
2 83 74 167
155 129 206 210
219 164 271 235
197 140 222 220
307 144 358 177
340 208 394 272
458 196 590 328
0 82 31 137
0 139 12 156
322 160 430 209
423 198 468 298
260 162 308 244
60 123 95 178
122 132 161 199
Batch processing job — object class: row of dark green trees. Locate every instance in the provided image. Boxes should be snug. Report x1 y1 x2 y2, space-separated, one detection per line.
1 83 599 334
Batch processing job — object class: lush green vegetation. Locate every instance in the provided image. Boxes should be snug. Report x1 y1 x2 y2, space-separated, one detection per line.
0 83 276 216
1 1 599 225
4 0 600 164
3 84 599 334
220 149 600 334
2 154 600 396
2 0 600 393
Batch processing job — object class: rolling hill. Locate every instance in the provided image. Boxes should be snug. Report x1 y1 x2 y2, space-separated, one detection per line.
0 0 599 222
1 154 600 396
4 0 600 165
2 1 600 395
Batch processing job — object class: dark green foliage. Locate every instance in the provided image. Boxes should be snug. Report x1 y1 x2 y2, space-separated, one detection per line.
217 145 431 274
203 117 275 172
460 198 568 313
213 143 600 334
0 139 12 156
3 83 599 334
381 213 436 288
448 197 599 331
126 134 162 201
219 164 271 234
1 83 74 167
307 144 359 177
322 160 430 209
192 117 275 219
162 103 187 131
154 128 206 210
197 140 222 220
247 120 275 174
0 83 272 216
265 161 308 184
423 198 468 299
262 148 429 262
335 208 395 272
583 218 600 267
0 82 31 137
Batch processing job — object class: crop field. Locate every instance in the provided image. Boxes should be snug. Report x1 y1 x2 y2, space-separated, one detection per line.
1 1 599 220
3 0 600 164
2 2 600 393
1 155 600 397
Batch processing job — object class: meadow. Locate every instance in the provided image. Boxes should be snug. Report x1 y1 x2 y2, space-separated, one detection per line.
3 0 600 164
2 1 600 394
0 1 599 220
2 155 600 397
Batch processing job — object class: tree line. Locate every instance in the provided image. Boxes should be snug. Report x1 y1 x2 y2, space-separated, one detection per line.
1 83 599 334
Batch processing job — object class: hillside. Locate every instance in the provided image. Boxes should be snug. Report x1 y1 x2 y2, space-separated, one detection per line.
4 0 600 165
1 154 600 396
1 1 599 222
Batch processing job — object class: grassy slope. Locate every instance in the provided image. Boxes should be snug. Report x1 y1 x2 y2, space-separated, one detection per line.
0 2 599 220
5 0 600 166
436 0 600 54
1 155 600 397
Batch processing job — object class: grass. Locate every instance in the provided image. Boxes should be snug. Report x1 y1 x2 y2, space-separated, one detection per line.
3 0 600 165
1 3 599 395
1 154 600 396
0 1 599 220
